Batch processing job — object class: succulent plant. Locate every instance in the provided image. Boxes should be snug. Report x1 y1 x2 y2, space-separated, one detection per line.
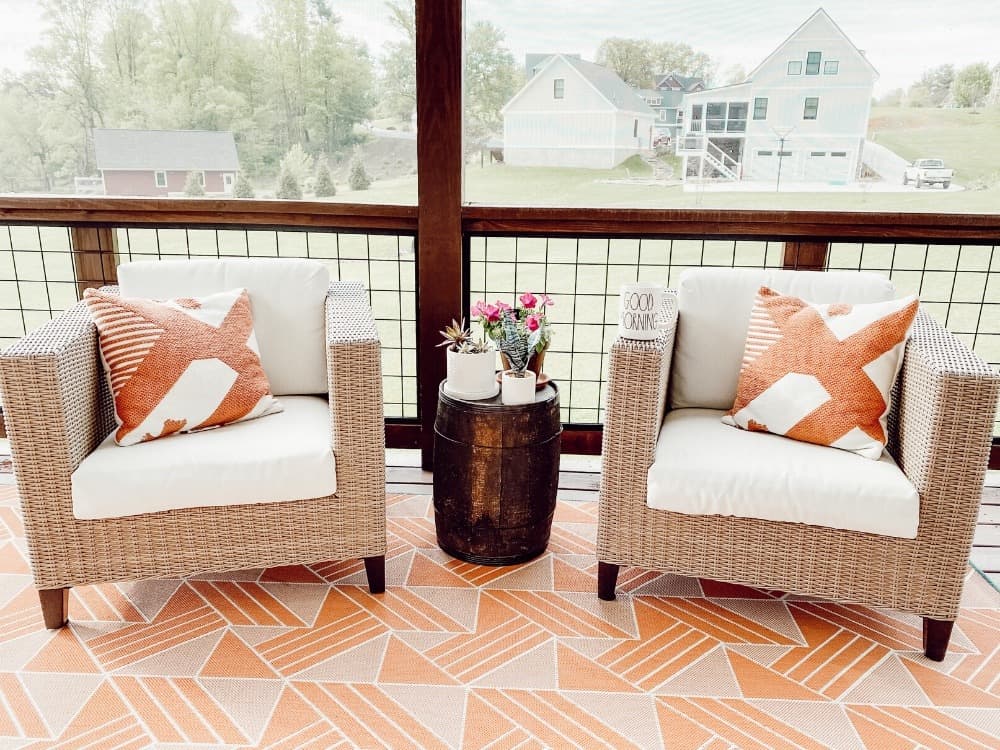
497 314 531 372
437 318 489 354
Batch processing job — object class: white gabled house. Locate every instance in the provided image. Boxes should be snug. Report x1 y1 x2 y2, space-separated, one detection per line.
677 8 878 185
502 54 656 169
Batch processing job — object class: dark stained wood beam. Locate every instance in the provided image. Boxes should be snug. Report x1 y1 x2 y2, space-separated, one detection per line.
0 197 417 233
70 227 119 296
783 240 829 270
415 0 463 468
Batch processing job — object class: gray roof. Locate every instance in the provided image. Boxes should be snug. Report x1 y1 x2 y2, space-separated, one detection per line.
654 73 706 91
93 129 239 171
525 52 580 77
561 57 655 115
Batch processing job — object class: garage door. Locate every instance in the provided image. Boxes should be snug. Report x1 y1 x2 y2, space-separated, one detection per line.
749 150 779 181
803 151 851 182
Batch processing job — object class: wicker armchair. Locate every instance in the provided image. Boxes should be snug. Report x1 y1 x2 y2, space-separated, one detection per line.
0 273 386 629
597 270 999 661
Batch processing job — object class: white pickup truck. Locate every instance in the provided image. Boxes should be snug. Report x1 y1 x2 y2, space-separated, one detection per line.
902 159 953 189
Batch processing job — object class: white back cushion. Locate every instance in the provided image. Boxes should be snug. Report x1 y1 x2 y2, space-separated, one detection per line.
670 268 896 409
118 258 330 395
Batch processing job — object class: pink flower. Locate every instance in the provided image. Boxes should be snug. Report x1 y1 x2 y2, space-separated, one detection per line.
538 293 554 307
470 300 485 317
519 292 538 309
496 300 512 313
526 314 541 331
483 304 501 322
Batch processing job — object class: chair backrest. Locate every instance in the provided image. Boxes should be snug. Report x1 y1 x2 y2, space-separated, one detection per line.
117 258 330 395
670 268 896 410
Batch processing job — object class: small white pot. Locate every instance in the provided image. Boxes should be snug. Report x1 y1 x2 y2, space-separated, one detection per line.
501 369 536 405
444 347 498 400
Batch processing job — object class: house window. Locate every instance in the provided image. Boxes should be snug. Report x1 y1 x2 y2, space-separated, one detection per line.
705 101 726 132
726 102 748 132
778 150 792 157
803 97 820 120
633 119 638 137
805 51 821 75
810 151 826 157
831 151 847 157
659 110 668 121
757 150 773 156
154 171 167 188
690 104 702 132
647 96 662 106
787 60 802 75
823 60 839 75
753 97 768 120
553 78 564 99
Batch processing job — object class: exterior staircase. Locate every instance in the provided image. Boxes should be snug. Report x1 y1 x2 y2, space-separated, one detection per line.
640 152 674 181
675 134 740 181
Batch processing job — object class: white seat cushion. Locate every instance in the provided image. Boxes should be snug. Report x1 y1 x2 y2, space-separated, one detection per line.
72 396 336 520
118 258 330 395
646 408 919 538
670 268 896 409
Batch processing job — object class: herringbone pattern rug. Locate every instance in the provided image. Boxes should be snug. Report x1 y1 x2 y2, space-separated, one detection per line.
1 486 998 748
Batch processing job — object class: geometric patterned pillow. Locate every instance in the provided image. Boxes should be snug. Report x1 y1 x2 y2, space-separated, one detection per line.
722 286 919 459
83 287 282 446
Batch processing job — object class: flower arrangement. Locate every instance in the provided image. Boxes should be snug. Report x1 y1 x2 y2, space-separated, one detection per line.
471 292 554 374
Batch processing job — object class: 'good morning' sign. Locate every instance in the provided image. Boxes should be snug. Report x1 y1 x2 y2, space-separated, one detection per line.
618 283 664 340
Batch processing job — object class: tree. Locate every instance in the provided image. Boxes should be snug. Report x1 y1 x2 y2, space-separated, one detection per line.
183 171 205 196
275 168 302 199
721 64 747 86
279 144 315 193
595 37 714 88
232 172 254 197
951 62 992 109
378 1 416 122
314 161 336 196
349 156 371 190
907 64 954 107
464 21 518 150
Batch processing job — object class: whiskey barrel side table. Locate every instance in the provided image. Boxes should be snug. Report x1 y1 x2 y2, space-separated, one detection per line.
433 381 561 565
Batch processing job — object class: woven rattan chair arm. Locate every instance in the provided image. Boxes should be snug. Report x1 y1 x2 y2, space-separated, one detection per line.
0 300 114 535
893 310 1000 540
325 282 385 498
598 295 678 516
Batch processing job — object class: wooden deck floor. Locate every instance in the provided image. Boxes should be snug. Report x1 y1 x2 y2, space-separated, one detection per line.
389 451 1000 592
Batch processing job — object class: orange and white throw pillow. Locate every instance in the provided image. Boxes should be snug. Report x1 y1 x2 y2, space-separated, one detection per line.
722 286 919 459
84 287 282 446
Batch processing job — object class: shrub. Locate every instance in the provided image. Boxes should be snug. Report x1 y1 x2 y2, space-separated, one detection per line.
232 173 254 198
275 169 302 200
349 158 372 191
314 162 336 197
183 171 205 197
279 144 314 193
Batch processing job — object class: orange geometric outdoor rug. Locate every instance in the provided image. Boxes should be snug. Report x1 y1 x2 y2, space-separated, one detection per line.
0 487 998 749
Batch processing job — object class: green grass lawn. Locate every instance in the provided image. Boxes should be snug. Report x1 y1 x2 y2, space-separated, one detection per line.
333 105 1000 212
869 105 1000 187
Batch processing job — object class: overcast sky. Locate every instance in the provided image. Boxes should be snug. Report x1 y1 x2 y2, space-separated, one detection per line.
1 1 996 96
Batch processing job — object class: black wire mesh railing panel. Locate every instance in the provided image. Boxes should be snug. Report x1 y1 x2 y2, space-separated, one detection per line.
0 225 417 420
469 236 786 424
0 226 77 349
827 242 1000 437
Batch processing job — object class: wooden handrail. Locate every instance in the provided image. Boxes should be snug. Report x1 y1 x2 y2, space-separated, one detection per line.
462 206 1000 241
0 196 418 233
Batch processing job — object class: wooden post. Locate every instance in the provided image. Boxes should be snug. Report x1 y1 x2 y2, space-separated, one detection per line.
782 240 829 270
415 0 463 469
70 227 118 296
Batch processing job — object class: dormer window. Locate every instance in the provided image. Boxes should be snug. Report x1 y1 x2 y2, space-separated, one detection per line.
787 61 803 75
805 51 821 75
824 60 839 75
553 79 565 99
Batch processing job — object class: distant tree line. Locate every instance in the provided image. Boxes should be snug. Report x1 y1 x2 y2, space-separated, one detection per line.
878 61 997 110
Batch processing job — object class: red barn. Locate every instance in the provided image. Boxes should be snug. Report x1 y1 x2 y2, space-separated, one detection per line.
93 129 240 197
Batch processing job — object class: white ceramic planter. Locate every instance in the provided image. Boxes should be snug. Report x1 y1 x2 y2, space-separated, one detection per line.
444 348 498 400
501 369 536 405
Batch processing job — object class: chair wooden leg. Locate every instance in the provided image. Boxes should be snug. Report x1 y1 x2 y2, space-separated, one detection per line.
923 617 954 661
38 588 69 629
597 562 620 601
363 555 386 594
